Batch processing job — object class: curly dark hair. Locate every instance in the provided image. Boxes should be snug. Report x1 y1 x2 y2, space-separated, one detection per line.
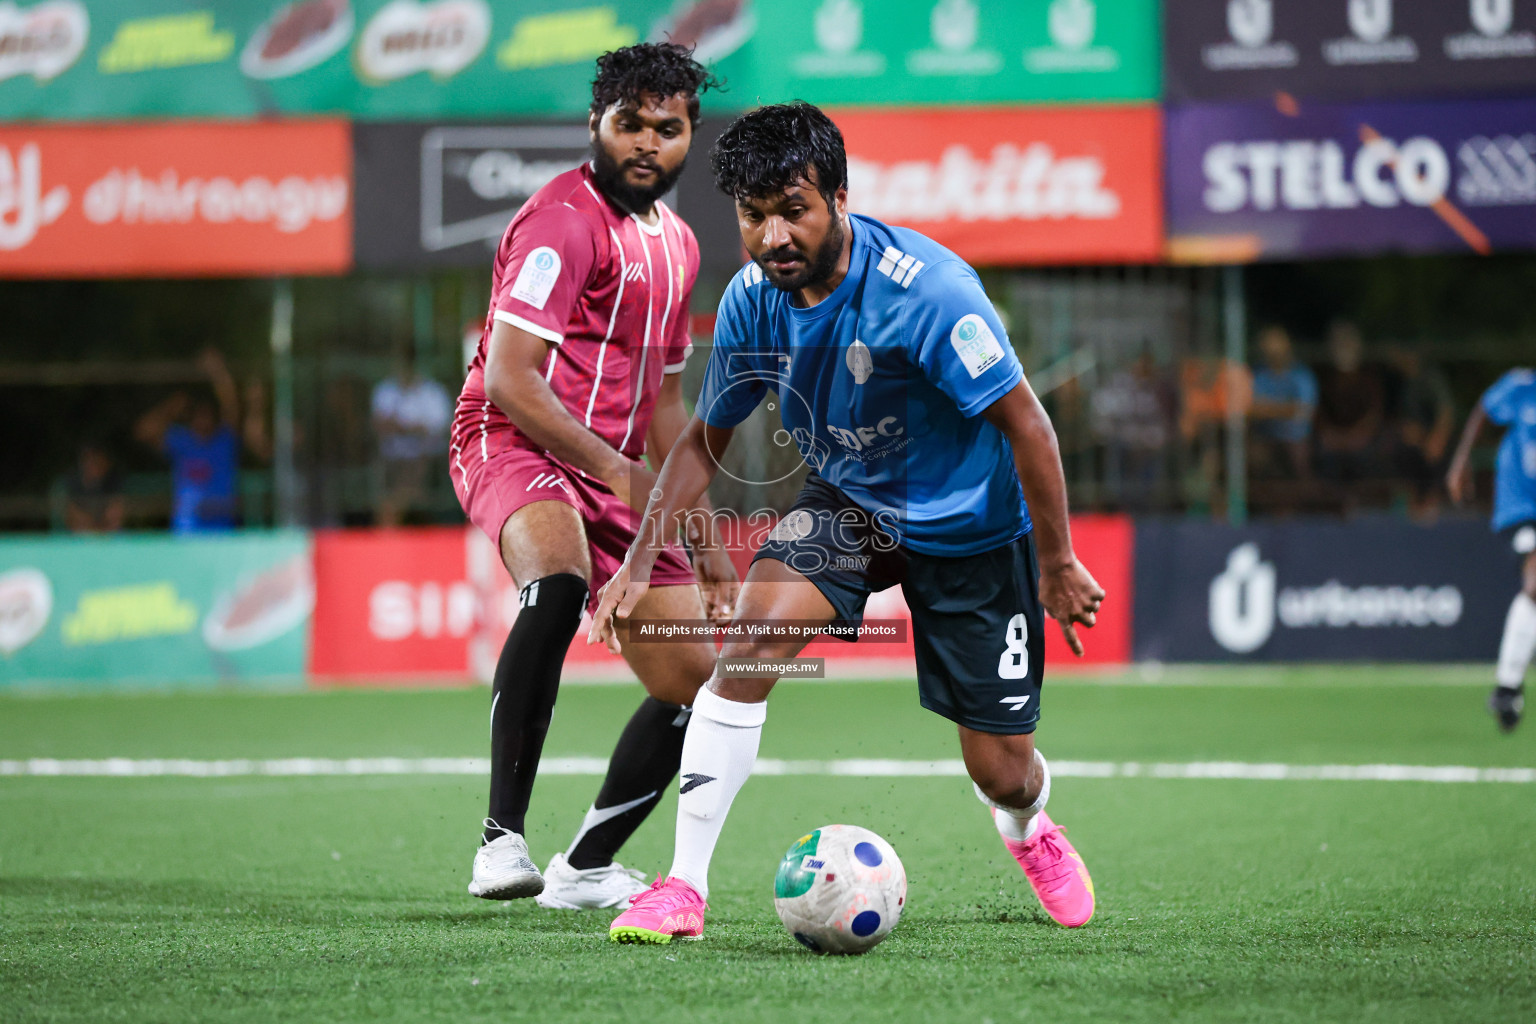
590 43 719 129
710 102 847 209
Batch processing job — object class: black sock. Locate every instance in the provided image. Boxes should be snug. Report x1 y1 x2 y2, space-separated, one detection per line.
565 697 691 870
484 573 588 845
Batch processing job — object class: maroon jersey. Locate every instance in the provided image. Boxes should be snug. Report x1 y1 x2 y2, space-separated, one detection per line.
452 164 699 472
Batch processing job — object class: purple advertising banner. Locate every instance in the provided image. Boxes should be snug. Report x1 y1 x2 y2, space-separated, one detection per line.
1166 96 1536 263
1166 0 1536 103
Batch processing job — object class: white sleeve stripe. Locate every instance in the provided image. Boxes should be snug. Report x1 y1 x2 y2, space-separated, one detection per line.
494 310 563 343
664 361 689 374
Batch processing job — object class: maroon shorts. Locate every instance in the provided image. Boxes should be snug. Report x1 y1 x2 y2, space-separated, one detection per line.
450 446 696 611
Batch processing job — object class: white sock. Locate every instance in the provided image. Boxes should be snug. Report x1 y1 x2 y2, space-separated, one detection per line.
1497 593 1536 688
974 750 1051 843
667 687 766 899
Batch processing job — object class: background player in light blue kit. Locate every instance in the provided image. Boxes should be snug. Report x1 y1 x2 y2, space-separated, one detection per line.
1447 368 1536 731
590 102 1105 944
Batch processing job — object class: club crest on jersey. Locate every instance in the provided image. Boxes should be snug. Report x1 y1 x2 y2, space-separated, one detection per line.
950 313 1004 379
846 339 874 385
510 246 561 310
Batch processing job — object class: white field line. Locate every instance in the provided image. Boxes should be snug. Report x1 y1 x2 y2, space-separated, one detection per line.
1 757 1533 784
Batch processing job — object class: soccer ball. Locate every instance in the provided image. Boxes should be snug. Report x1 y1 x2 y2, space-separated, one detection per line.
773 824 907 955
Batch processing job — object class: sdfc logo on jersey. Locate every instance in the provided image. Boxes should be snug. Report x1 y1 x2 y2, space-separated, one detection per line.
950 314 1004 379
511 246 561 309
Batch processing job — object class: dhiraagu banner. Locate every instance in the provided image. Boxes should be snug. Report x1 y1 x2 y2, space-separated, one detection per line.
0 0 1158 123
0 531 312 687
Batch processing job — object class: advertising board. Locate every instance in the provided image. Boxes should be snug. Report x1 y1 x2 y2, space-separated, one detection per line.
0 531 312 687
0 120 351 277
1133 518 1515 662
1165 96 1536 262
1165 0 1536 102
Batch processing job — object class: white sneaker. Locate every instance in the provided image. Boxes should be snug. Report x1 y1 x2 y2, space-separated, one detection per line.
533 852 649 909
467 819 544 900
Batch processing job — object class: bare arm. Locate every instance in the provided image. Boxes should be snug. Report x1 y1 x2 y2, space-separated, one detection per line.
646 374 738 622
1445 402 1487 505
198 349 239 428
483 319 646 509
134 392 189 451
589 415 735 650
982 380 1105 656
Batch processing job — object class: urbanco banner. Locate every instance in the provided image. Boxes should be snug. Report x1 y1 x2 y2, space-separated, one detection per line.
1166 0 1536 102
833 105 1163 265
0 0 1157 123
0 120 352 277
0 532 312 687
1133 518 1516 662
1165 96 1536 263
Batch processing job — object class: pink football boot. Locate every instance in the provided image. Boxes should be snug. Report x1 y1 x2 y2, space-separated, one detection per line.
609 876 707 944
997 810 1096 927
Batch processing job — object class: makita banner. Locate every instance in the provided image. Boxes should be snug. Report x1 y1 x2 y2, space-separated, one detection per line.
1165 96 1536 263
352 118 741 279
0 120 352 277
1133 519 1517 662
834 105 1163 265
1166 0 1536 102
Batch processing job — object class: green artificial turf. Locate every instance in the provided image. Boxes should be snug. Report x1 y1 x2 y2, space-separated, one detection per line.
3 666 1534 1023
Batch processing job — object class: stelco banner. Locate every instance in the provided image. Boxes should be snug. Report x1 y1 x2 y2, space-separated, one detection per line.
0 0 1157 123
1165 96 1536 262
0 532 312 687
835 105 1163 265
1166 0 1536 102
351 117 741 277
0 120 352 277
1133 519 1516 662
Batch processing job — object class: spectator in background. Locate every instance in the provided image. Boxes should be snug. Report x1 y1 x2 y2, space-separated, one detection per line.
135 348 256 534
1314 321 1388 512
65 440 124 533
372 352 451 527
1248 324 1317 482
1090 346 1174 511
1387 342 1456 520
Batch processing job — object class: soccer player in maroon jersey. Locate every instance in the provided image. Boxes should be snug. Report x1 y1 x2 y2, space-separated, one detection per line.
449 44 736 908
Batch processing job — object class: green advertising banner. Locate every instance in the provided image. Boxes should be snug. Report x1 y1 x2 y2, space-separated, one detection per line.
0 0 1157 123
0 531 312 687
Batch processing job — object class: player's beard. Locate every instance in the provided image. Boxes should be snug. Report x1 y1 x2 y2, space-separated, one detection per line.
590 144 685 215
755 215 845 294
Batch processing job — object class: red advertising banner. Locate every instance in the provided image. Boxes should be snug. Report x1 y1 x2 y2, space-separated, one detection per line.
0 120 352 277
832 105 1163 266
308 517 1133 683
309 527 478 681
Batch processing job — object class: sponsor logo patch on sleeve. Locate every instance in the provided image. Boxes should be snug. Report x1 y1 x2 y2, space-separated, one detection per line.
509 246 561 310
949 313 1004 379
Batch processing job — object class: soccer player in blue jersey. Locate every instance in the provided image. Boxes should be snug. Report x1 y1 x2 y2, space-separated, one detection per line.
1447 368 1536 731
589 103 1106 943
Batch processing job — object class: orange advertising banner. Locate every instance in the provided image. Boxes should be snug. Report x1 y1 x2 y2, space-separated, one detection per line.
832 105 1163 266
0 120 352 277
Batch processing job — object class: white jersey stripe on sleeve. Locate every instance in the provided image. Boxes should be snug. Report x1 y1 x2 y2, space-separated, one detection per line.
494 310 563 343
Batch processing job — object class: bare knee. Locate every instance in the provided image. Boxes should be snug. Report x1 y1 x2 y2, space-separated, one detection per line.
640 644 715 706
962 731 1041 808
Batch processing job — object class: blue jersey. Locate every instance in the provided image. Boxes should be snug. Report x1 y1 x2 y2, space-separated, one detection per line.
163 424 239 533
1481 368 1536 532
698 215 1029 557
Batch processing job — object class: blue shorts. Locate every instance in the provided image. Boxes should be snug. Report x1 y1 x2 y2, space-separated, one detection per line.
754 474 1043 734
